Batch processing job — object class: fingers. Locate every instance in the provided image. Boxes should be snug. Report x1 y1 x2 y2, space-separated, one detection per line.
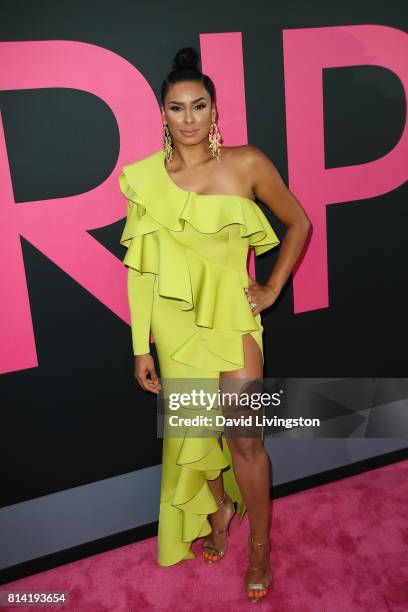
244 286 260 316
251 305 260 316
137 370 162 394
134 361 162 394
244 283 280 315
146 369 162 394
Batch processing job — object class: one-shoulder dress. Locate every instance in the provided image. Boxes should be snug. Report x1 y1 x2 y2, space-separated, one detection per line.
119 149 280 566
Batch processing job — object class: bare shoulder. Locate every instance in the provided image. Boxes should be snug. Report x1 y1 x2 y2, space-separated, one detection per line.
223 144 275 172
218 145 279 199
222 146 310 228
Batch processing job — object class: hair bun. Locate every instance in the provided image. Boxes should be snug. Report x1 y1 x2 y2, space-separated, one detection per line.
172 47 201 72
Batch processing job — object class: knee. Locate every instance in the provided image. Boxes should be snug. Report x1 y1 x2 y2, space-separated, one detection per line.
229 438 265 463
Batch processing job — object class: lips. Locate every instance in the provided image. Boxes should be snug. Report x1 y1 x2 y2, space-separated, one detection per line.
181 129 198 135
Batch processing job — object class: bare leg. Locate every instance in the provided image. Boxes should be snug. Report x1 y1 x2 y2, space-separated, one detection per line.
220 333 272 595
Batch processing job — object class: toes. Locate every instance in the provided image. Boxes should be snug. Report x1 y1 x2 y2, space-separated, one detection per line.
203 548 221 563
247 588 268 601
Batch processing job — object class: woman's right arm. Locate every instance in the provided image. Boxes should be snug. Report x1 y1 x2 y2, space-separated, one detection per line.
127 267 161 394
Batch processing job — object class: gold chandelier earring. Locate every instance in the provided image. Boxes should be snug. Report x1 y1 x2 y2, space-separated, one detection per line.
209 118 222 162
162 123 174 164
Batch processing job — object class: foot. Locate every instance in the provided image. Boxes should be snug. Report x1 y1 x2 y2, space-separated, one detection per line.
245 533 273 602
202 492 235 563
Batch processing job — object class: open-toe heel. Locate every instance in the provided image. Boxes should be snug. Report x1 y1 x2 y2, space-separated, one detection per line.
245 533 272 603
202 492 236 564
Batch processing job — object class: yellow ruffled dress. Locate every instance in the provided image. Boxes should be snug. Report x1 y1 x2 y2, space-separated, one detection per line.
119 149 280 566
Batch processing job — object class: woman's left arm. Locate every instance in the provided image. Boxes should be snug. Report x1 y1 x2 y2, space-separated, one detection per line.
245 146 311 312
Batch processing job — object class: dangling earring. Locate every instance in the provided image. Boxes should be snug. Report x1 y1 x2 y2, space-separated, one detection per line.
208 118 222 162
162 123 174 164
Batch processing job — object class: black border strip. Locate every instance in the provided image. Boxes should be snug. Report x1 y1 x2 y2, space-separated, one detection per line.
1 447 407 585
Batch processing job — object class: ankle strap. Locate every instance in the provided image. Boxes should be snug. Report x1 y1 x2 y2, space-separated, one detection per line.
214 492 227 506
250 533 269 547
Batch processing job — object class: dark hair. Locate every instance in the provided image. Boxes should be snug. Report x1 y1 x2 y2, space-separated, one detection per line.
160 46 216 106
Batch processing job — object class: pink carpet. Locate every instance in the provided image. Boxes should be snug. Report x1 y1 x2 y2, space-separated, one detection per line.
3 460 408 611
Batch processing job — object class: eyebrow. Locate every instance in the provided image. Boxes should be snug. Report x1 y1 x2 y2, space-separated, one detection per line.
168 97 207 104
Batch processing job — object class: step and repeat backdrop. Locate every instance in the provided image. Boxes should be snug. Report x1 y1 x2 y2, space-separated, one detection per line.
1 0 407 579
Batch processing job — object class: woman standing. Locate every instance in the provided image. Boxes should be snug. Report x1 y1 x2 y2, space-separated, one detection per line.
119 46 310 603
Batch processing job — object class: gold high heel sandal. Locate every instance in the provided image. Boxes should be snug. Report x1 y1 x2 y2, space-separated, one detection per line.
245 533 273 603
202 492 236 564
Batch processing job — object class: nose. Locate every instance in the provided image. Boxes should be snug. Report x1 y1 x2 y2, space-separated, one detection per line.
184 108 194 124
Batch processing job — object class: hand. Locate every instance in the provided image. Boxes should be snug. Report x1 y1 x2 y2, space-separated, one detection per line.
244 274 280 316
134 354 162 394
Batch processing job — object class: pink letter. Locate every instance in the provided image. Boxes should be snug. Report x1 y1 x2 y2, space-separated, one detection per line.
283 25 408 312
0 40 160 373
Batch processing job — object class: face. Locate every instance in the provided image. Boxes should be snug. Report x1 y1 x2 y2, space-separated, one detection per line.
161 80 215 147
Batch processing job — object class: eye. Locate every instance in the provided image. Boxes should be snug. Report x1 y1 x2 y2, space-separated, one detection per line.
195 104 206 110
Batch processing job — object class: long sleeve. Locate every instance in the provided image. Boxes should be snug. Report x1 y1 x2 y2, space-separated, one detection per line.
127 267 155 356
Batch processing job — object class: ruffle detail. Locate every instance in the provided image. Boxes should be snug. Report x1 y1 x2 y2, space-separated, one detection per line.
119 150 280 256
119 150 280 372
158 371 245 564
172 436 244 544
158 427 245 566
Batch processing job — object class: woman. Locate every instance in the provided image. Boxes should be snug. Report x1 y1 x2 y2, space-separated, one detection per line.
119 46 310 603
